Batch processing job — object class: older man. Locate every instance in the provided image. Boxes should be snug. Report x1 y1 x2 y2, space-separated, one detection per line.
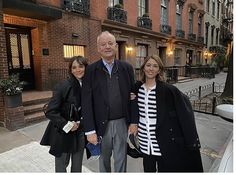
82 31 138 172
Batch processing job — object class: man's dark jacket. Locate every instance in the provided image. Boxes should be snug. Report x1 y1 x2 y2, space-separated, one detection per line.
135 80 203 172
81 59 138 136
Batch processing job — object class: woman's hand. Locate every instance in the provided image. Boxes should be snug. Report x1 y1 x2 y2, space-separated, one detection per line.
70 121 79 131
128 124 138 135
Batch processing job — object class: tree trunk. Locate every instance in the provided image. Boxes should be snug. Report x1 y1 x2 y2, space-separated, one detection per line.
221 44 233 98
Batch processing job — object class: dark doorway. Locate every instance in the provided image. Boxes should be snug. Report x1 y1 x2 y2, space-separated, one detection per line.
5 27 35 90
116 41 126 60
159 47 166 65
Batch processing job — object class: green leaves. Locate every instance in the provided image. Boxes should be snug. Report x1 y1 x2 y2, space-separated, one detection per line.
0 74 24 96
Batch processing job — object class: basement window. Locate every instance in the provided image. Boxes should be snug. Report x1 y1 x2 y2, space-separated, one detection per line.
63 44 85 59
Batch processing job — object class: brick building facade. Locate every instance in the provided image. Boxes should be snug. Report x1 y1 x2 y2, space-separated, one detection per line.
0 0 206 129
91 0 205 67
0 0 101 129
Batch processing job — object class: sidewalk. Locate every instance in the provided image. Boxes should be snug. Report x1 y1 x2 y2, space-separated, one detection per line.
0 72 232 172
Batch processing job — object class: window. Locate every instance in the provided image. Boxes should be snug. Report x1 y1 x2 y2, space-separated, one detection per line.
174 48 182 65
212 0 215 16
196 51 201 64
176 4 182 30
189 9 194 33
138 0 148 17
161 0 168 25
198 15 203 35
63 45 85 59
211 27 214 45
206 0 210 12
216 29 219 45
217 1 220 19
205 24 209 46
109 0 123 7
136 44 148 68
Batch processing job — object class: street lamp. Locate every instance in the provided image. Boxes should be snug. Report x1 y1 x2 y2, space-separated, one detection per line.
204 51 212 65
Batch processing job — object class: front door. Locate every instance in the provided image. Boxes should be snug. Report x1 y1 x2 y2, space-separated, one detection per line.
5 27 35 90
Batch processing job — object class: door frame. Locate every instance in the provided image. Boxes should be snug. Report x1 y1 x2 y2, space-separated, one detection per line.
5 24 35 90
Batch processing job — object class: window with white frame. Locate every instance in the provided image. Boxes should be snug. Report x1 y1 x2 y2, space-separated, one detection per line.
136 44 148 68
205 24 209 46
138 0 148 17
196 51 201 64
198 15 203 35
212 0 216 16
216 29 219 45
176 4 182 30
206 0 210 12
211 27 214 45
189 9 194 33
63 45 85 59
108 0 123 7
217 1 220 19
174 48 182 65
161 0 168 25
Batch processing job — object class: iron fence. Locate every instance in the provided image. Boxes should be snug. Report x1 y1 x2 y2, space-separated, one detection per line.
185 82 225 115
47 69 68 89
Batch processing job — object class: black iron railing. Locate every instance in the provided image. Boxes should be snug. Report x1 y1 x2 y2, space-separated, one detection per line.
188 33 196 41
185 66 215 79
64 0 90 16
47 69 68 89
137 16 152 30
107 7 127 23
176 29 185 38
184 82 225 115
197 36 204 43
160 24 171 35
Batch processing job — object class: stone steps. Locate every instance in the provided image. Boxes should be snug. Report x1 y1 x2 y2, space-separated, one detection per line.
24 111 46 124
22 91 52 125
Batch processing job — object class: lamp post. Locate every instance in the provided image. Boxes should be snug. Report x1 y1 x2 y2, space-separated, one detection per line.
204 51 212 65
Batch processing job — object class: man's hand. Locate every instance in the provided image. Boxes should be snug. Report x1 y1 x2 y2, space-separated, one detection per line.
128 124 138 135
130 92 136 100
87 133 98 145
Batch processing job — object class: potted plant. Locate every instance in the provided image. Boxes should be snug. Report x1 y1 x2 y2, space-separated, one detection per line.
0 74 24 108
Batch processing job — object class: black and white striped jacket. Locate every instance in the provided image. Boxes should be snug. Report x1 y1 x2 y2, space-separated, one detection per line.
138 84 162 156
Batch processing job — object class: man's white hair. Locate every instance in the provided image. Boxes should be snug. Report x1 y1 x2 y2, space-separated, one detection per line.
97 31 116 44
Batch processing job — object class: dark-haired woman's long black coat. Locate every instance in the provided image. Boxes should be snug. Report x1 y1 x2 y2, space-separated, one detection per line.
135 80 203 172
40 76 85 157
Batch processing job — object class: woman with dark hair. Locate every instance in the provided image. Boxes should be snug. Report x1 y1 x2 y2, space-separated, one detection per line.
134 55 203 172
40 56 88 172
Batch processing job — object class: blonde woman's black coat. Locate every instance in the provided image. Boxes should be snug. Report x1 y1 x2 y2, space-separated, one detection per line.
40 76 85 157
135 80 203 172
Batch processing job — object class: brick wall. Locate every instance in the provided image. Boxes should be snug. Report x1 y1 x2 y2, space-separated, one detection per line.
0 2 8 127
41 12 101 89
5 106 25 130
4 13 101 90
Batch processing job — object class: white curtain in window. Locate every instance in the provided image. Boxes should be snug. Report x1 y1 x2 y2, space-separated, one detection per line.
138 0 146 16
161 0 168 25
136 45 147 68
189 11 193 33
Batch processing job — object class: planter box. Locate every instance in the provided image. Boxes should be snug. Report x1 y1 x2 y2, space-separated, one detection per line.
4 93 22 108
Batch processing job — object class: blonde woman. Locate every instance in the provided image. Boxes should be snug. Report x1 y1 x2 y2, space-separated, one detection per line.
134 55 203 172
